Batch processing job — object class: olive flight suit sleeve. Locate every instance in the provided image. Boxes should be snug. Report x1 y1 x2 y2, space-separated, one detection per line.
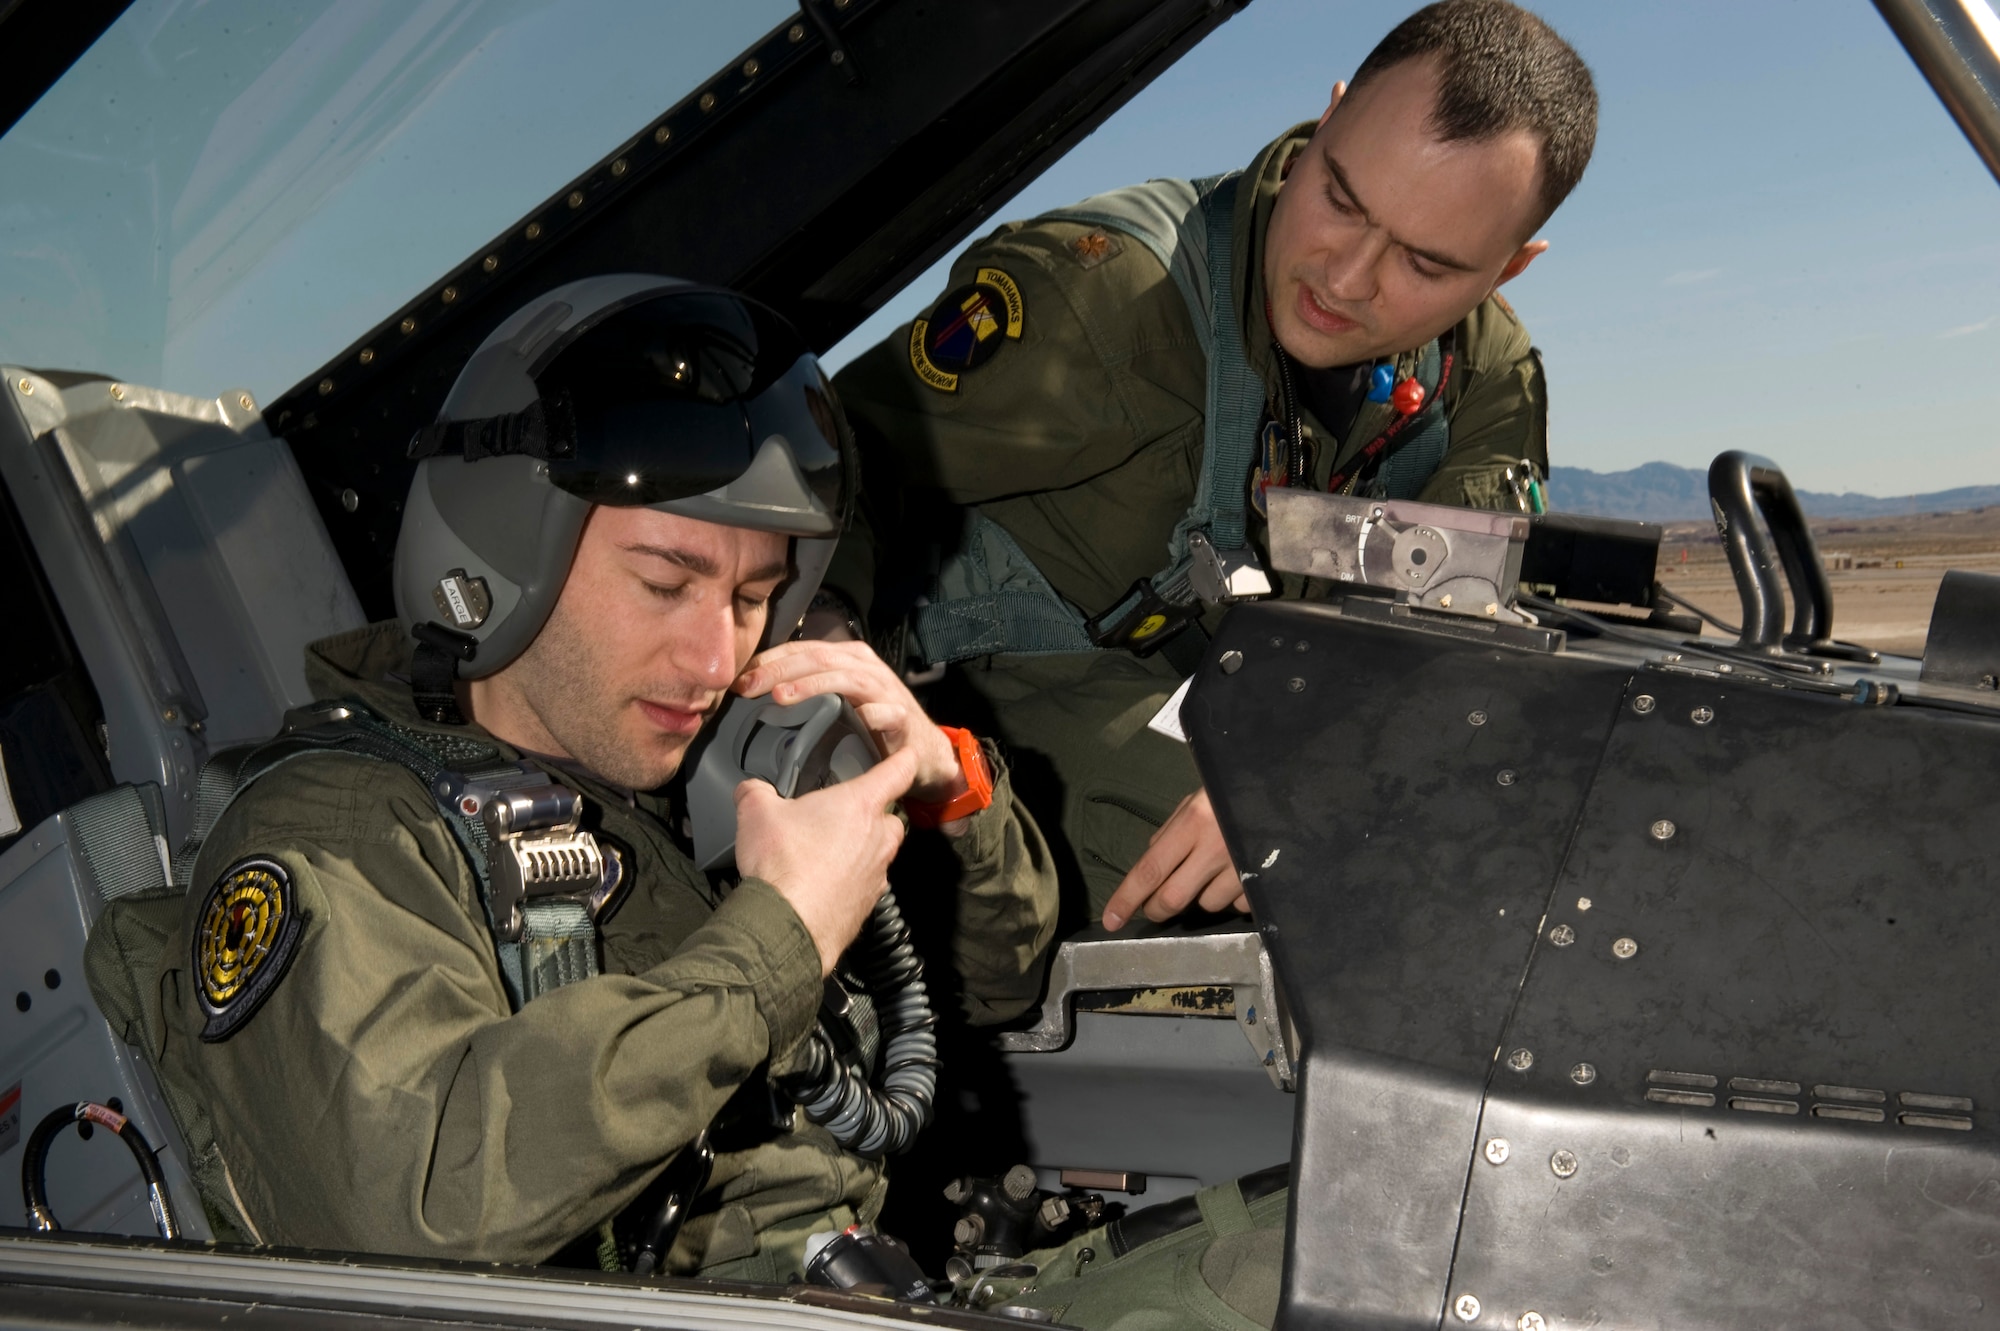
936 742 1060 1026
832 218 1210 616
1414 294 1550 512
835 219 1203 503
154 753 824 1265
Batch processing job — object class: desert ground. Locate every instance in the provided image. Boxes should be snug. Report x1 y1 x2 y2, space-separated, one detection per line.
1651 507 2000 659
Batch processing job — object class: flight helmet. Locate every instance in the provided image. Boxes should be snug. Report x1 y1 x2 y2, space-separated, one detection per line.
393 275 854 720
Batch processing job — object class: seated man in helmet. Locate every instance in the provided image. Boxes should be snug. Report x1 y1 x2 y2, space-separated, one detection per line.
85 276 1058 1278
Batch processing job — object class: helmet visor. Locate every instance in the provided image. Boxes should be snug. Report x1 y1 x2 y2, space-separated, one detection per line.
532 290 850 530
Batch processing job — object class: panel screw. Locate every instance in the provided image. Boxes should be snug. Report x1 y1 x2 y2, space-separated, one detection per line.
239 393 254 409
1455 1294 1482 1322
358 348 375 365
481 255 499 272
317 378 334 396
568 190 585 208
1483 1137 1510 1165
1287 677 1306 693
1691 706 1715 725
1650 819 1676 841
1269 636 1285 648
1484 603 1499 616
1576 896 1593 911
611 157 628 178
1612 937 1639 959
340 488 359 513
1550 1150 1579 1179
1294 639 1310 652
743 58 761 77
1519 1313 1548 1331
1717 663 1734 674
1632 694 1656 714
110 384 125 400
525 221 544 240
788 22 806 40
1549 924 1575 947
401 317 418 334
16 378 31 394
1571 1062 1597 1085
654 125 672 144
699 92 717 112
1496 769 1517 787
1507 1047 1534 1071
1467 709 1488 726
1219 650 1244 675
441 286 458 304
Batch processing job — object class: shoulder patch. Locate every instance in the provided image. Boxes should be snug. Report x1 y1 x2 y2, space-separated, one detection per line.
194 857 306 1042
1069 229 1123 270
1490 291 1516 319
908 266 1024 393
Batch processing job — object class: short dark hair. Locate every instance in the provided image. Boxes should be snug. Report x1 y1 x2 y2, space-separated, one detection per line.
1349 0 1597 231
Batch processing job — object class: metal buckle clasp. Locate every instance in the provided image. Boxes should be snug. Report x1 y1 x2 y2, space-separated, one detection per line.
463 781 603 942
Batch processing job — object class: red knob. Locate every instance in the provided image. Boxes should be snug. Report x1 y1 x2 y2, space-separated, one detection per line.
1391 378 1426 415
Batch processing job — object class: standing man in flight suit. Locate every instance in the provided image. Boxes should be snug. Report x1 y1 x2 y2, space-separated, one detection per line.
829 0 1597 933
86 277 1058 1278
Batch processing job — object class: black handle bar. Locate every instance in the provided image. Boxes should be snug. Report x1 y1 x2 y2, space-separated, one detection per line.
1706 451 1836 653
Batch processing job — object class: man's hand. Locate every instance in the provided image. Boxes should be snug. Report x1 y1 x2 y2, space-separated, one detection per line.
1101 787 1248 930
735 640 967 806
735 747 918 975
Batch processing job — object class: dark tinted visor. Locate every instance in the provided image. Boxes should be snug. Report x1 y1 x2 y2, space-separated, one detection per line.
532 290 849 524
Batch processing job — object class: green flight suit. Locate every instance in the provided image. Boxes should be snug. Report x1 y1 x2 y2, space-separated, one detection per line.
831 123 1548 917
85 620 1059 1276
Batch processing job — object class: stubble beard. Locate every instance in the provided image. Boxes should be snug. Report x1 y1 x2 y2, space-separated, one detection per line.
509 595 692 791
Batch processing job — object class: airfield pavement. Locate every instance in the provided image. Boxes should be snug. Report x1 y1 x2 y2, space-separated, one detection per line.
1651 506 2000 659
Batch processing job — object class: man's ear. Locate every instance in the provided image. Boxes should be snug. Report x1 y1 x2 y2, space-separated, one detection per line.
1494 239 1550 290
1315 80 1348 129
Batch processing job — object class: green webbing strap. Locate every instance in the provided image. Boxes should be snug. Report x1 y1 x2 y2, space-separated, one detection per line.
1194 1177 1257 1238
169 704 597 1010
67 785 169 902
1184 173 1262 557
519 899 600 1003
1087 172 1265 635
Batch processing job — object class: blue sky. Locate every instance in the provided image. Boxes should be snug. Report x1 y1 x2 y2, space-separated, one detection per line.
3 1 1996 497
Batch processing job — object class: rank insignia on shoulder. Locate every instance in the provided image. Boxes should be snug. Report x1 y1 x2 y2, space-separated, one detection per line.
194 857 306 1042
908 266 1024 393
1070 229 1123 270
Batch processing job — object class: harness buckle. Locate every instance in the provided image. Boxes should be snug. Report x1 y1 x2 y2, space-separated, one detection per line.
1186 531 1273 606
463 780 605 942
1085 578 1204 656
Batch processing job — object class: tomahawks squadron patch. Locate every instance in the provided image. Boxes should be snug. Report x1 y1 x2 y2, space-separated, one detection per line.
195 857 305 1042
909 266 1024 393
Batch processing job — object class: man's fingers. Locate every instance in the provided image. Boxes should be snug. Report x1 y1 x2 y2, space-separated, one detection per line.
844 744 920 806
1142 853 1223 922
1196 869 1246 915
1102 828 1187 929
768 668 883 706
733 776 779 810
738 640 874 696
855 701 909 734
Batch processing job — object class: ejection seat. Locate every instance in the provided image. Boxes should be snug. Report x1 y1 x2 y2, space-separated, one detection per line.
0 369 365 1237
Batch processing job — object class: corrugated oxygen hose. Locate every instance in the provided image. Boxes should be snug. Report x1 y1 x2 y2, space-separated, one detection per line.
783 891 939 1157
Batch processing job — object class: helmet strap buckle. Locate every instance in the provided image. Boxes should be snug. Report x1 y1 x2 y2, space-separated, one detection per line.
411 623 478 724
